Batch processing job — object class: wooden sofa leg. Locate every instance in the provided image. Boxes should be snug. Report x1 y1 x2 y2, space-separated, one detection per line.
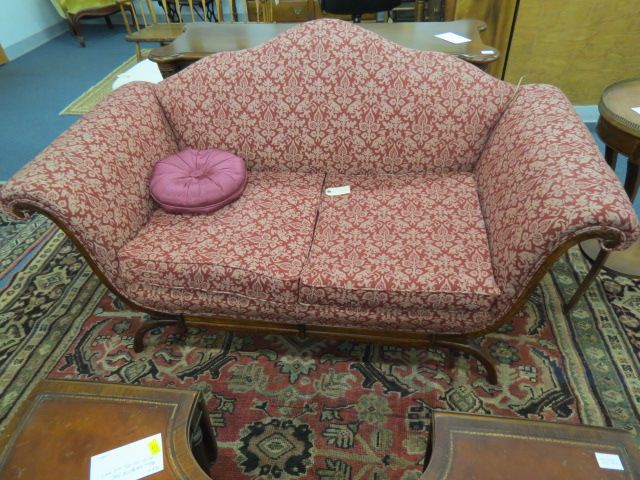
434 337 498 385
563 248 610 314
134 314 186 352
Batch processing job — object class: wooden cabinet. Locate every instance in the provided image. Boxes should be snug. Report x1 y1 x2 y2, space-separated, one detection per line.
452 0 640 104
504 0 640 105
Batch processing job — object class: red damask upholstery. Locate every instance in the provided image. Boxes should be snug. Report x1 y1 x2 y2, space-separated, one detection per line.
475 84 640 316
155 20 514 174
299 173 500 311
1 20 638 339
122 282 498 334
1 82 177 280
118 171 324 304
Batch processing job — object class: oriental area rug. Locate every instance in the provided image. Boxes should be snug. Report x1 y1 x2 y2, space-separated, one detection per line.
1 212 639 479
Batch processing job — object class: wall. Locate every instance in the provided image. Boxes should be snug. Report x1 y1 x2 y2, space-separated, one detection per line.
0 0 66 60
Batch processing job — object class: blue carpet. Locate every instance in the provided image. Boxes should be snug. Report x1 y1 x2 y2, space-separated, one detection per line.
0 24 135 179
0 32 638 216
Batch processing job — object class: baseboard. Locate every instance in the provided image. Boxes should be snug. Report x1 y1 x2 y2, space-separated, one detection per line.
4 20 68 60
574 105 599 124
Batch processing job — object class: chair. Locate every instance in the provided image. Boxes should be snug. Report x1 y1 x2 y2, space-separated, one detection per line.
320 0 401 22
120 0 250 61
50 0 127 47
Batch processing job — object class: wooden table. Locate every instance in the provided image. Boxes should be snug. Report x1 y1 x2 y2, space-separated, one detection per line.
149 19 499 77
575 78 640 285
0 380 217 479
421 412 640 479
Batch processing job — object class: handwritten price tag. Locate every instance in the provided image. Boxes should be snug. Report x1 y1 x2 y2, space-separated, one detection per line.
90 433 164 480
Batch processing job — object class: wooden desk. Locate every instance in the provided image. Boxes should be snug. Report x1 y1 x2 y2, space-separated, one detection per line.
149 20 499 77
421 412 640 480
0 380 217 480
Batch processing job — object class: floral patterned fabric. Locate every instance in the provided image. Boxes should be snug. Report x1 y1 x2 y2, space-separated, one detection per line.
118 171 324 304
121 282 497 334
0 82 178 281
475 84 640 316
155 19 514 175
299 173 500 311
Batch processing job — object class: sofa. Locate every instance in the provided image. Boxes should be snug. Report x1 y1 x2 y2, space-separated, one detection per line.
2 20 638 384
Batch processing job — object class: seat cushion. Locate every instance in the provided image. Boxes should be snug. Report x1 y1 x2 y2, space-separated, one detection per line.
150 148 247 214
118 171 325 304
299 173 500 311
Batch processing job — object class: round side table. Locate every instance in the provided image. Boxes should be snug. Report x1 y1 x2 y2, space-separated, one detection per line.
565 78 640 312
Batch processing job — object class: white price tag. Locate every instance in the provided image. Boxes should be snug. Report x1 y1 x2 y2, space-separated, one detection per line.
90 433 164 480
434 32 472 44
631 106 640 115
325 185 351 196
595 452 624 471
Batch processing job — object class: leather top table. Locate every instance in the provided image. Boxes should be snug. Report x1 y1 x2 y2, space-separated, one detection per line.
0 380 217 479
149 19 499 77
421 412 640 480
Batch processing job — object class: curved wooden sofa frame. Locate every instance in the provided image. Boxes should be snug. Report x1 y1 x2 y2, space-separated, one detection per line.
10 201 625 386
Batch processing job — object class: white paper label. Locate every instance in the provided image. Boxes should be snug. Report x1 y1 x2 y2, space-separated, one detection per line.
325 185 351 196
90 433 164 480
481 49 495 54
631 106 640 115
595 452 624 471
434 32 472 44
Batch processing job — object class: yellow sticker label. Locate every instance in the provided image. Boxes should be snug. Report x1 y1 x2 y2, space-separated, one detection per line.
148 438 162 456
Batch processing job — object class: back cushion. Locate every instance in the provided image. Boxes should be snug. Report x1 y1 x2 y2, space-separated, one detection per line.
156 19 514 174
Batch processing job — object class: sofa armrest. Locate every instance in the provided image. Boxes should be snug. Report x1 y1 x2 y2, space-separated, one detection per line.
475 84 639 301
0 82 178 283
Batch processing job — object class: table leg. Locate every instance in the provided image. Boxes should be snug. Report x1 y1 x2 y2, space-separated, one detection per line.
415 0 425 21
623 159 640 200
604 145 618 169
158 61 179 78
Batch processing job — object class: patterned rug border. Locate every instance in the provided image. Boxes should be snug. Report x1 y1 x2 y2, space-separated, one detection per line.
551 249 640 431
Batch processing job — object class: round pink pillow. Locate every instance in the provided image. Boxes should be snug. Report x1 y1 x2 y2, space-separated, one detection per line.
150 148 247 214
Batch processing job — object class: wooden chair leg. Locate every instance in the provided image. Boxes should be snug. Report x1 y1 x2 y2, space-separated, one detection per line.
68 15 86 47
68 19 78 35
135 42 143 61
415 0 425 21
